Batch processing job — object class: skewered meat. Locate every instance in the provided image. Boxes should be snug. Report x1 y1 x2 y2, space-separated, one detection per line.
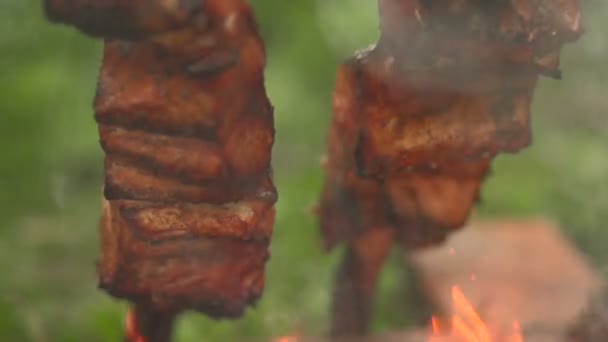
44 0 276 321
319 0 582 336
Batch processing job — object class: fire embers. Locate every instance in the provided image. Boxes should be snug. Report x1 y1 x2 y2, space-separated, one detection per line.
45 0 276 318
319 0 582 250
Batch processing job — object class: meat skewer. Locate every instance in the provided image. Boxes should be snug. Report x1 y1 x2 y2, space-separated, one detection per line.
44 0 276 340
318 0 583 336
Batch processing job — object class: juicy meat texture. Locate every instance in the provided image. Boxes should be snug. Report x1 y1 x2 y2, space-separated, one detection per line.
45 0 276 318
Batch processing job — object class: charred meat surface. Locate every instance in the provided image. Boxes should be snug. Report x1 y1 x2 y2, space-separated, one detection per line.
45 0 276 318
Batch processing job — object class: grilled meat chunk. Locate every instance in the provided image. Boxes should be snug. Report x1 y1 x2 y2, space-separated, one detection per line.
320 0 582 336
45 0 276 318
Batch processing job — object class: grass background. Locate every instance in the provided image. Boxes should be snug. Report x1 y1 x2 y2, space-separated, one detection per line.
0 1 607 340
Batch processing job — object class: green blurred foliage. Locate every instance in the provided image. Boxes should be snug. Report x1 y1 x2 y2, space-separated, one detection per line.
0 0 607 341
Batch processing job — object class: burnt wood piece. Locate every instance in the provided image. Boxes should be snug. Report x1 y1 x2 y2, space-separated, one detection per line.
319 0 582 336
44 0 276 321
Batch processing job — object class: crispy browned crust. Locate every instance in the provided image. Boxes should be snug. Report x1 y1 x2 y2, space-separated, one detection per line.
98 195 274 317
319 0 582 250
45 0 276 317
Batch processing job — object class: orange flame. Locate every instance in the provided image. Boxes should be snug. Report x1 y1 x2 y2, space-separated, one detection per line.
428 286 524 342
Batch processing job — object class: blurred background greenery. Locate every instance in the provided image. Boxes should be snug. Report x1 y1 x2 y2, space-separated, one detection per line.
0 1 607 341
